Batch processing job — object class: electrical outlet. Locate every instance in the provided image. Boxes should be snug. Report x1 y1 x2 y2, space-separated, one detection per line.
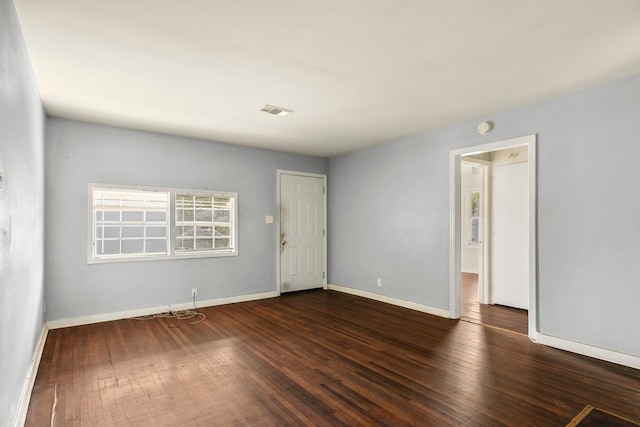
377 278 382 287
191 288 197 298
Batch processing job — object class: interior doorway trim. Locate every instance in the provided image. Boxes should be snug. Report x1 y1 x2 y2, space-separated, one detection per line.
460 158 491 305
449 134 538 340
276 169 328 295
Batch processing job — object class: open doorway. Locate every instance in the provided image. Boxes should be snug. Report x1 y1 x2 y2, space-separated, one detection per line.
450 135 537 339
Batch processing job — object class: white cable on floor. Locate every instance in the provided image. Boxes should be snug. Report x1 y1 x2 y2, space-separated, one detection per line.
50 383 58 427
132 294 206 325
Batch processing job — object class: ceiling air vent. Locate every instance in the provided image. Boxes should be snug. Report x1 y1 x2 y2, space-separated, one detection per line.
261 104 294 116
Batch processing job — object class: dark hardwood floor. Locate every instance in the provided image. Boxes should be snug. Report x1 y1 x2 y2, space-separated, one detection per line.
26 290 640 426
461 272 529 335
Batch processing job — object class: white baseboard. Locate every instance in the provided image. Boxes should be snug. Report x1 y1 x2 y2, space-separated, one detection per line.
46 291 279 330
14 324 48 427
327 284 450 318
534 332 640 370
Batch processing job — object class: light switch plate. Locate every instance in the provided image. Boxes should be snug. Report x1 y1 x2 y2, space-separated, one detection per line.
265 215 274 224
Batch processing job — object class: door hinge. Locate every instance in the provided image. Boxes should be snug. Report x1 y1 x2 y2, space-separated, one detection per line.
323 186 325 194
323 272 325 279
323 229 325 236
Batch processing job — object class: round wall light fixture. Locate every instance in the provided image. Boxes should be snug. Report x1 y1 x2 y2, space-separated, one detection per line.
477 121 493 135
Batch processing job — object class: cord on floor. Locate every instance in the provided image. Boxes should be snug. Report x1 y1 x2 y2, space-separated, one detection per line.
132 294 206 325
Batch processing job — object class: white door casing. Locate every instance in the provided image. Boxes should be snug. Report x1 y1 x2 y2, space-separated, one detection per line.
278 171 326 293
449 134 537 340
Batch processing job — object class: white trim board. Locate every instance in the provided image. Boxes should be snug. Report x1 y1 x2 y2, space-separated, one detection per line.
534 333 640 371
47 291 279 330
13 325 48 427
327 284 450 318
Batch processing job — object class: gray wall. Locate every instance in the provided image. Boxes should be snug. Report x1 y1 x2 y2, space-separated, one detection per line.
328 73 640 358
0 0 45 425
45 118 328 321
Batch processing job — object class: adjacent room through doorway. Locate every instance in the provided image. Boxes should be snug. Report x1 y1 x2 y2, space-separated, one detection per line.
450 135 537 337
460 149 529 334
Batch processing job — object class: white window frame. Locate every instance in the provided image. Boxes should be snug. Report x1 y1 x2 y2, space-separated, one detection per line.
174 192 236 256
91 186 171 261
466 188 481 245
88 183 238 264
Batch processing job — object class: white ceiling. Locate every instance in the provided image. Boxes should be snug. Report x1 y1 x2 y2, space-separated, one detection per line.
13 0 640 157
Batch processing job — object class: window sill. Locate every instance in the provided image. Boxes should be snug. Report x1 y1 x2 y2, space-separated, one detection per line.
87 251 238 264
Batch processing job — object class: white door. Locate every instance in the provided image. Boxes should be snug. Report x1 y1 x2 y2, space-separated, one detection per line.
491 162 529 309
279 173 325 292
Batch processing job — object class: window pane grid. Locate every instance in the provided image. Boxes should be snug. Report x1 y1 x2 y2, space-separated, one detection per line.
93 188 169 258
175 194 235 254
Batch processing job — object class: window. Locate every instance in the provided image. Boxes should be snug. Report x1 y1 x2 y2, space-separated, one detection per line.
93 187 170 259
175 193 235 254
89 184 237 263
467 189 480 244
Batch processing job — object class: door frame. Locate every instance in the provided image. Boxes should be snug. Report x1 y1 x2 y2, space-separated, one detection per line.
276 170 328 295
449 134 538 340
460 158 491 305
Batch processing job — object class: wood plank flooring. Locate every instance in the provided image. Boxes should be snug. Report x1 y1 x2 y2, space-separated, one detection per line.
461 273 528 335
26 290 640 426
